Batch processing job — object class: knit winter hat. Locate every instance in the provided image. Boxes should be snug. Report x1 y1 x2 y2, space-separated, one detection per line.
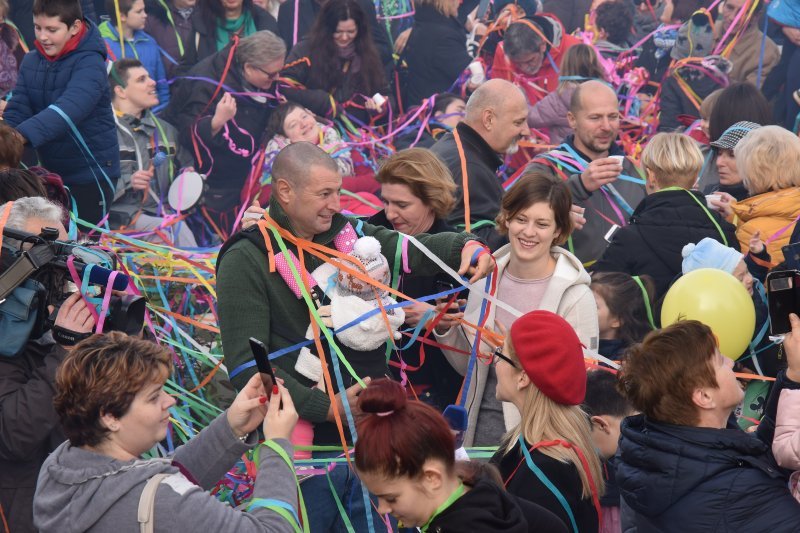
710 121 762 150
336 236 390 300
509 310 586 406
671 10 715 60
681 238 743 274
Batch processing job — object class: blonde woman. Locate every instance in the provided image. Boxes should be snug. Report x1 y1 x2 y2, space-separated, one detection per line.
436 170 598 447
715 125 800 263
490 310 603 533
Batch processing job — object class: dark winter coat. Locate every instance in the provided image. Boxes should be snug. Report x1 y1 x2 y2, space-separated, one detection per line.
144 0 195 77
185 6 277 68
592 188 739 299
402 3 472 107
280 38 387 122
426 478 529 533
163 44 273 192
4 20 120 187
276 0 393 74
617 407 800 532
658 71 725 132
492 440 600 533
430 122 505 249
0 341 67 533
541 0 591 33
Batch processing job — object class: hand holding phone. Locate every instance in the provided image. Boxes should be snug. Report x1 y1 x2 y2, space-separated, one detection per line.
249 337 278 398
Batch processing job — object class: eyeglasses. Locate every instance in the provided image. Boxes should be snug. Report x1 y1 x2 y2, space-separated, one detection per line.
492 347 518 369
251 65 282 80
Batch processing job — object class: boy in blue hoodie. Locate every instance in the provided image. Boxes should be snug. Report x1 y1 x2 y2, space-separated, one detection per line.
4 0 120 226
99 0 169 108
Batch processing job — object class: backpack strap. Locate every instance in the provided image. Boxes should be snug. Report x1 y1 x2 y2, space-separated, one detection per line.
138 473 170 533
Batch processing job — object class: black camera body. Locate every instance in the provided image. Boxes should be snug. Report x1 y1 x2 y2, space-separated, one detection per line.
0 226 146 354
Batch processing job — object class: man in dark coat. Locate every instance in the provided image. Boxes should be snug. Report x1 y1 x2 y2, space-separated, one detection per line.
163 30 285 232
4 0 119 226
526 80 646 264
0 199 96 533
144 0 196 77
592 132 738 299
616 319 800 532
431 79 530 250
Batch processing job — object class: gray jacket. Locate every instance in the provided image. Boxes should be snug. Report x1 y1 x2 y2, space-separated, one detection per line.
526 137 646 264
34 413 298 533
110 111 185 226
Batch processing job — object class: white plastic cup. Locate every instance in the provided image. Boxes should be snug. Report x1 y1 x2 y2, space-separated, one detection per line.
706 193 721 208
468 61 486 85
371 93 386 107
609 155 625 167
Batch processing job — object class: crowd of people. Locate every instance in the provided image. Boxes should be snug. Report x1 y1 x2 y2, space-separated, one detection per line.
4 0 800 531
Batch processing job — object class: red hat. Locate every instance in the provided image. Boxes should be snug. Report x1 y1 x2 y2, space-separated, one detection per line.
509 310 586 405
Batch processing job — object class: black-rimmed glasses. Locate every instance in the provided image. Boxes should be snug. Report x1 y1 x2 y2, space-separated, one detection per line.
492 347 518 369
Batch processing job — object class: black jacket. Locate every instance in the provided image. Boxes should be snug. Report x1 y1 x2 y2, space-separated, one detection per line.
492 440 600 533
617 409 800 532
276 0 393 74
402 3 472 107
427 478 529 533
164 45 273 192
658 71 725 132
592 188 739 299
430 122 505 249
0 341 67 533
182 6 277 69
281 38 388 122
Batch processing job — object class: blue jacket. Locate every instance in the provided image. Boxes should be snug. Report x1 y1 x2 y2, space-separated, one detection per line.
98 21 169 108
617 410 800 532
4 20 120 187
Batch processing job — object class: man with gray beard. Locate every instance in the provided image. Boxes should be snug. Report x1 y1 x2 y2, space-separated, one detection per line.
431 79 530 250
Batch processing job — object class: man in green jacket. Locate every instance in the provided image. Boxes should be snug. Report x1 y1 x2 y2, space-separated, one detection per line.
216 142 494 531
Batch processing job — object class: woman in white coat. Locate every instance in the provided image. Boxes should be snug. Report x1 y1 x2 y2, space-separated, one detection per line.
435 170 598 447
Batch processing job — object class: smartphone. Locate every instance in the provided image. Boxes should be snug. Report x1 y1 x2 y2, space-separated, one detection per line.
249 337 277 392
434 280 461 314
766 270 800 336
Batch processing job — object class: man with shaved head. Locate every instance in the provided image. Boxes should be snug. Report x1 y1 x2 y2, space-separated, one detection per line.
526 80 646 263
215 142 496 531
431 78 530 249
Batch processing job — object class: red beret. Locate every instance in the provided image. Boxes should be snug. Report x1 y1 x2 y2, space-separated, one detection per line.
509 310 586 405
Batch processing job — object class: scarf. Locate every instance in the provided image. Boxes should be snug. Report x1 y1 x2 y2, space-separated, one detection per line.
215 12 255 51
35 21 87 62
336 42 360 74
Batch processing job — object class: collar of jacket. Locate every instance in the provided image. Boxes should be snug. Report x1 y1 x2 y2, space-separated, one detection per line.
454 122 503 170
267 195 350 246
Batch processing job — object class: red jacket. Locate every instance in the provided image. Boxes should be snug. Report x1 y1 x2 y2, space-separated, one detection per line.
489 14 580 106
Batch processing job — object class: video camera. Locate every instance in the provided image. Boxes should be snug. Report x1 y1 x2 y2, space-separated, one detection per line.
0 226 146 355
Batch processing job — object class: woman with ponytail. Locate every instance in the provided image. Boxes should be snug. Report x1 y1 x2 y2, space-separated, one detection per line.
491 310 604 533
355 378 566 532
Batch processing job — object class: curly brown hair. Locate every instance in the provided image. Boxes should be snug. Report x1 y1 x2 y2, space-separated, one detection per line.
54 332 173 447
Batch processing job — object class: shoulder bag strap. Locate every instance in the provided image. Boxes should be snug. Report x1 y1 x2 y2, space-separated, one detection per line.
138 473 171 533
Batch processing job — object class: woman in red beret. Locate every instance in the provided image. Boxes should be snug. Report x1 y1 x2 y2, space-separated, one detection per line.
490 309 603 533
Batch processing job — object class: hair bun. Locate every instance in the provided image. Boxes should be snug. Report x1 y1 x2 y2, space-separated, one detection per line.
357 378 407 417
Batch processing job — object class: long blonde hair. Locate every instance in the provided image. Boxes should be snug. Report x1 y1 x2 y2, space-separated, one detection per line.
502 342 604 500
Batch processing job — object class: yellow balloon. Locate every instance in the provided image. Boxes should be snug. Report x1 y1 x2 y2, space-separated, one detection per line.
661 268 756 360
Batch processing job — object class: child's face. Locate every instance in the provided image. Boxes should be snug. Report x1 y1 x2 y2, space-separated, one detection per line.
34 15 81 57
593 289 620 340
123 0 148 31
